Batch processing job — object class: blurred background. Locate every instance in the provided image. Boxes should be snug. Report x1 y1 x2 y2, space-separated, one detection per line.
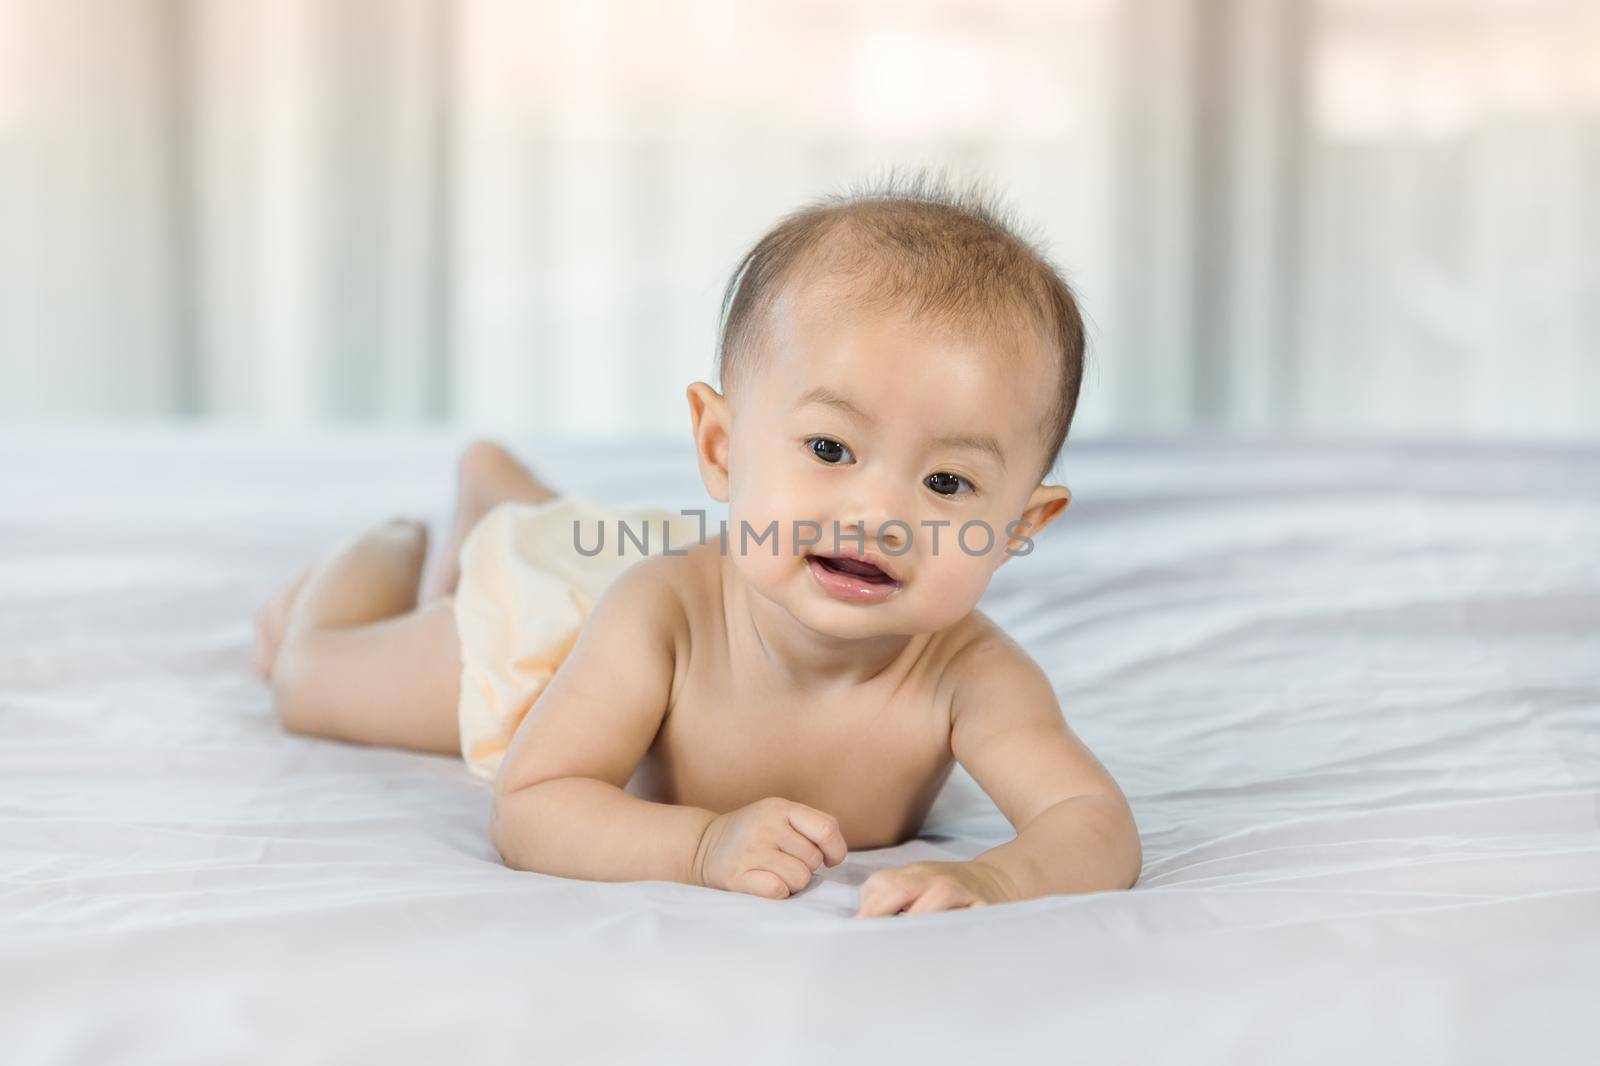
0 0 1595 441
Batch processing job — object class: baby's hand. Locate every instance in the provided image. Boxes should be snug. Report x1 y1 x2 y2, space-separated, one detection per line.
854 860 1017 917
692 797 848 899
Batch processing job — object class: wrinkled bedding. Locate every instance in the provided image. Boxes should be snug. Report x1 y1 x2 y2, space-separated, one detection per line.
2 425 1596 1064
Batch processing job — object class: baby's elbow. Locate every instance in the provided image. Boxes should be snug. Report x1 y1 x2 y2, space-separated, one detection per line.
488 801 513 867
488 785 539 872
1122 836 1143 890
1116 803 1144 889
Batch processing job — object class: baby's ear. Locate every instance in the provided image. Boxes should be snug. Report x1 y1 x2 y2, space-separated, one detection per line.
686 381 732 503
1001 483 1071 561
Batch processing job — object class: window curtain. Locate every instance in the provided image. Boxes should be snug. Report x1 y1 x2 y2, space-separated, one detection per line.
1 0 1595 438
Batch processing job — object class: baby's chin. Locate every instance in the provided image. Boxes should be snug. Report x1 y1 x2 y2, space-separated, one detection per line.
796 601 914 638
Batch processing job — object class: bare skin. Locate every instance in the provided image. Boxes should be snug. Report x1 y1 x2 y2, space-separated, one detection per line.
258 276 1143 916
419 440 560 601
255 441 557 754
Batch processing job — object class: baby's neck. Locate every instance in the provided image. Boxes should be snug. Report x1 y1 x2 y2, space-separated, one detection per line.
722 552 931 691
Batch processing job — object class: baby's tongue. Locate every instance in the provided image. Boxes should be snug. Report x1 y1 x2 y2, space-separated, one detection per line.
827 556 886 579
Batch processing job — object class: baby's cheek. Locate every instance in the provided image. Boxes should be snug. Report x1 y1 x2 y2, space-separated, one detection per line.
912 552 994 624
732 477 826 556
728 494 789 559
725 493 804 592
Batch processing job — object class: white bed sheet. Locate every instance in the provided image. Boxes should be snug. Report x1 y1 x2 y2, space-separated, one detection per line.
1 425 1596 1065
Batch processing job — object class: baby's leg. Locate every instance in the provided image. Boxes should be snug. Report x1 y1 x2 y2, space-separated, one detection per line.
268 519 461 755
420 440 558 601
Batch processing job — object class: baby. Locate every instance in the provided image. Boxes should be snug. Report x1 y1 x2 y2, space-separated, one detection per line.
254 177 1141 917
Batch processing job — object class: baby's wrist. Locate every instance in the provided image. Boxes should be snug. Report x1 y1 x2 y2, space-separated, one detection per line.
687 809 720 888
970 856 1027 903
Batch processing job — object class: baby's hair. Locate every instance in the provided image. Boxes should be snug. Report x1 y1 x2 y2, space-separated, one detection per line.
714 166 1088 479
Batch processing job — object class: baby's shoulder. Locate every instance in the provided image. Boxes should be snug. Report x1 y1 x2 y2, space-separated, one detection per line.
628 533 719 591
553 551 685 679
932 609 1056 717
602 536 722 642
938 607 1030 673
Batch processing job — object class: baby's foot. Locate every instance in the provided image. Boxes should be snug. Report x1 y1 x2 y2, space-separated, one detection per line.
420 440 557 601
254 518 430 681
253 567 310 680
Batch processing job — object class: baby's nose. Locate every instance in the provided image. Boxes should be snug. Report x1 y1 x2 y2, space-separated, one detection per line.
836 475 916 551
838 514 909 554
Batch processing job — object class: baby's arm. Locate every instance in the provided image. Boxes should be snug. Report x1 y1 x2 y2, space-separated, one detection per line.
490 559 711 884
855 634 1141 916
491 559 846 896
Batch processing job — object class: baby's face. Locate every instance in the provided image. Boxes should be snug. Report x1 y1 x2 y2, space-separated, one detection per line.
721 276 1060 640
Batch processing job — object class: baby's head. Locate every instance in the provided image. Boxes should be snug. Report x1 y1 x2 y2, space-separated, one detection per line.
686 173 1087 639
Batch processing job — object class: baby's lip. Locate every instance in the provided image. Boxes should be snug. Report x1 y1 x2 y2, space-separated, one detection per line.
805 550 902 584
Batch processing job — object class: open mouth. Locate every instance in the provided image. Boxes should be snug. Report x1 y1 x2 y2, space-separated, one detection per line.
808 555 896 584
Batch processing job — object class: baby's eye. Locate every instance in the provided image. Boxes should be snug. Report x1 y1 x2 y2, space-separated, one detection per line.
926 472 975 497
807 437 855 465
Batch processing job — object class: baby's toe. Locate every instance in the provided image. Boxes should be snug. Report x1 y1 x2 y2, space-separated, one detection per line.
253 569 310 679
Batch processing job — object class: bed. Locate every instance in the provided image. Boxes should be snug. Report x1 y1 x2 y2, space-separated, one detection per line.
2 425 1596 1064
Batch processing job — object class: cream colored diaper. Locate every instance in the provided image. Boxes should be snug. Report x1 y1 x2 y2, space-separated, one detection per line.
452 496 701 782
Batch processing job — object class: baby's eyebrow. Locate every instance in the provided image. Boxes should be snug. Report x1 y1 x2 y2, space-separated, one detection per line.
931 432 1007 471
798 386 876 425
800 386 1008 471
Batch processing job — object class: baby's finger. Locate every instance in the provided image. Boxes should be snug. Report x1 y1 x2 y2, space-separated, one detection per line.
775 830 825 872
757 850 817 894
734 869 790 900
903 881 970 916
855 872 924 917
786 805 848 867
